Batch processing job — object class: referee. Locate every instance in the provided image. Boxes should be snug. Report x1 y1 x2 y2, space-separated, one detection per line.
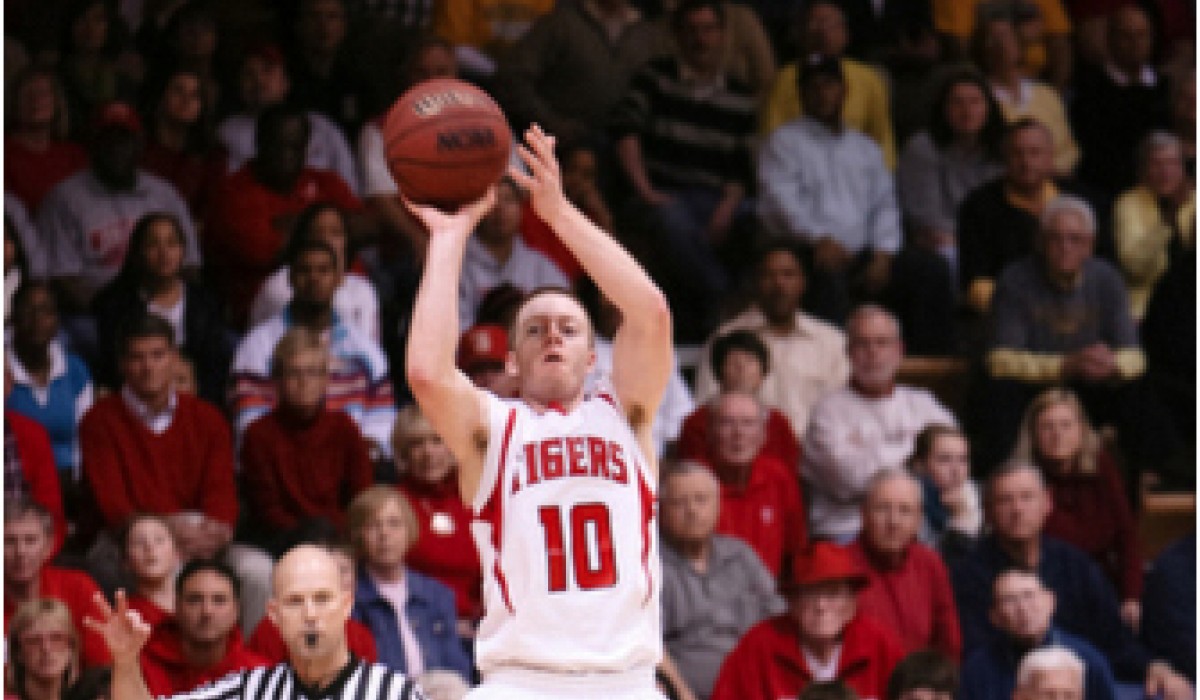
85 545 428 700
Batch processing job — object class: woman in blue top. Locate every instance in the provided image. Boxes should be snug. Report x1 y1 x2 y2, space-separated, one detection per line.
6 280 94 480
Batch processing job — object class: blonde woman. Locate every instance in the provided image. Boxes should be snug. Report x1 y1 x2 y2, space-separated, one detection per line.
6 599 98 700
1011 388 1142 630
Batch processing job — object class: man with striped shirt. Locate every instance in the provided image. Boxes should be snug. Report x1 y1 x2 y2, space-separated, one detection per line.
87 545 428 700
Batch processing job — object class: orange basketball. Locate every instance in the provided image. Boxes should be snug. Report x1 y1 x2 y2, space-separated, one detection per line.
382 78 513 210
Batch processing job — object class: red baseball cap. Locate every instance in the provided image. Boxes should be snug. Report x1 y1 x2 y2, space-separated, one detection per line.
93 101 143 134
782 542 869 592
457 324 509 373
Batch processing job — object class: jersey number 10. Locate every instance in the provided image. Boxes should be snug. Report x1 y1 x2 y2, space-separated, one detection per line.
538 503 618 592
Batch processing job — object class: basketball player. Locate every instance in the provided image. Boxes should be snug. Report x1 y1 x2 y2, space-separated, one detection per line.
86 546 428 700
405 124 674 699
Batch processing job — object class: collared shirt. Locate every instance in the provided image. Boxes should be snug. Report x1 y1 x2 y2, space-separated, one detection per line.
661 535 785 698
694 307 849 436
458 236 569 329
6 340 95 476
146 293 188 345
37 169 200 295
759 117 903 255
120 386 179 435
372 574 426 678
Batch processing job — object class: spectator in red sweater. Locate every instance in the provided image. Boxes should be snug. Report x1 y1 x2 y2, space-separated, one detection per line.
675 330 802 469
392 406 484 631
204 102 362 328
139 560 270 696
704 391 807 576
710 542 906 700
4 68 87 214
1010 388 1143 631
4 500 110 668
849 469 961 660
122 514 181 630
241 327 374 555
79 314 273 631
4 410 67 552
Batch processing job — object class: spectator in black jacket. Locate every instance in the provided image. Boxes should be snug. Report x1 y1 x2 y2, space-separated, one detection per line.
91 211 230 404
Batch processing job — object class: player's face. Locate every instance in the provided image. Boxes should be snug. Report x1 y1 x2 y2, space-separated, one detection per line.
790 580 856 643
269 549 352 663
177 571 240 645
1033 401 1084 466
510 294 595 405
360 499 413 571
924 434 970 492
987 470 1052 542
861 478 921 557
660 470 720 544
17 617 74 682
990 572 1054 643
3 516 52 586
125 518 180 584
711 394 766 469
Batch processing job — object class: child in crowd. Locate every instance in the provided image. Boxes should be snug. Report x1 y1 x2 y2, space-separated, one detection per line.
907 425 982 553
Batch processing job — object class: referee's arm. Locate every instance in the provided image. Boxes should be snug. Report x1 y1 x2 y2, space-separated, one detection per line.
85 591 155 700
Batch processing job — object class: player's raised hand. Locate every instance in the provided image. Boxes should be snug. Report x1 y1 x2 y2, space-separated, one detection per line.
83 590 152 665
510 124 568 219
401 187 497 239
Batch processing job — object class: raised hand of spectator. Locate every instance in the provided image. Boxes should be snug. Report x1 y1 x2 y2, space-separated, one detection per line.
83 590 151 665
1145 661 1193 700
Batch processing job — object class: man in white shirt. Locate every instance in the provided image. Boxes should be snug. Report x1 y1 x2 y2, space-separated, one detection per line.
803 305 957 541
694 240 848 436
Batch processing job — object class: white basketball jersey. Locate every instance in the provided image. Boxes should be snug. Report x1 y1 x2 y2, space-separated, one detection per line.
471 390 663 676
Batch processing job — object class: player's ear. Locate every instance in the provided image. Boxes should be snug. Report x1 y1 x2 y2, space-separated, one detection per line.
505 349 519 377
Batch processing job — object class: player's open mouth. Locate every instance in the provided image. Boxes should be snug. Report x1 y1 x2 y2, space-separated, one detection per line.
543 353 564 363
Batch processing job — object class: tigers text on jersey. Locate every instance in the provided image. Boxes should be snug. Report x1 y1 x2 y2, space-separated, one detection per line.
164 659 426 700
471 391 663 676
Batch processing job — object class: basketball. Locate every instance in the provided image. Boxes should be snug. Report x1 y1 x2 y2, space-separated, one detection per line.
383 78 513 210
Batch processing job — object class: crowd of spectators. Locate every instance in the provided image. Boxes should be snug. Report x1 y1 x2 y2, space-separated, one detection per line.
2 0 1196 699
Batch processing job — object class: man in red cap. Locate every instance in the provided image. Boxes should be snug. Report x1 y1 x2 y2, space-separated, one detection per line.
710 541 905 700
457 323 517 397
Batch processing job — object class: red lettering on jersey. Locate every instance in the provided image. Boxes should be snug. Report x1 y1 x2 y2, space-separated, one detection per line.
523 443 540 492
587 437 609 478
541 439 565 478
566 437 588 476
609 442 628 484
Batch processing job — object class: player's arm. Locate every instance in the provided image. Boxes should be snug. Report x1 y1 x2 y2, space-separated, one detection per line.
404 192 498 502
511 126 674 460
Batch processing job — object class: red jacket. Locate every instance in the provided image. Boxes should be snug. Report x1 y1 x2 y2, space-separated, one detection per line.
397 475 483 620
849 538 962 660
246 617 378 664
140 623 269 697
6 411 67 552
711 614 905 700
203 165 361 326
677 404 802 469
79 394 238 529
4 566 112 668
240 408 374 532
709 454 807 575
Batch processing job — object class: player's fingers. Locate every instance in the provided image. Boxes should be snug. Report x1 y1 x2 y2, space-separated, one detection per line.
515 144 550 182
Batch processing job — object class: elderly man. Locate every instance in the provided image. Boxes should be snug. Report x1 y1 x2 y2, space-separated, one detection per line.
976 194 1178 472
659 460 784 699
706 391 807 575
849 469 960 659
960 569 1118 700
950 462 1192 698
804 305 956 541
711 542 905 699
1011 647 1088 700
88 545 430 700
140 561 269 695
693 240 848 436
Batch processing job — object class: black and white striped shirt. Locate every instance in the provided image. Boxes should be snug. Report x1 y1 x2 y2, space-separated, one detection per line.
167 659 427 700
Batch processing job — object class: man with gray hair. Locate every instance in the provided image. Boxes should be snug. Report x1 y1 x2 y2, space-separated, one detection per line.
848 469 961 658
706 390 807 575
1012 647 1087 700
804 305 956 541
973 194 1178 471
658 460 784 699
